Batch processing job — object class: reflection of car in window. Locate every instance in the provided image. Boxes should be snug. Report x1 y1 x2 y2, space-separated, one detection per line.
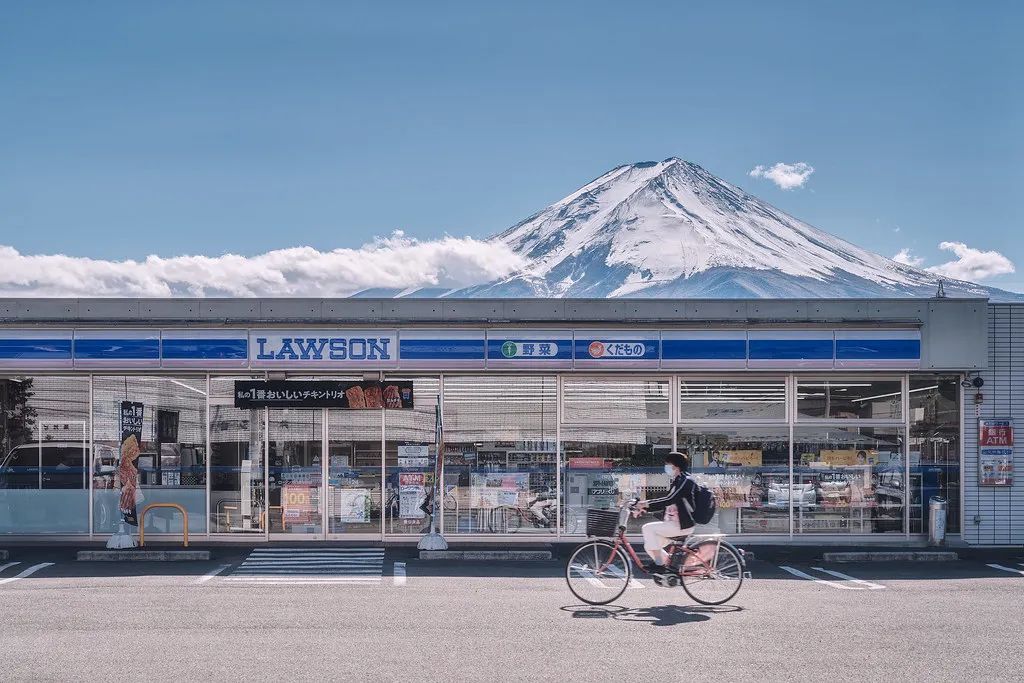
0 442 92 490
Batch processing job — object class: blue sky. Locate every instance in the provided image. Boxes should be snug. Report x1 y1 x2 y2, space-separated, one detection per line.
1 1 1021 294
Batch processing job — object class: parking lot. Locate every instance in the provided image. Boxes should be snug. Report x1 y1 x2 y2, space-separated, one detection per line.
1 546 1023 682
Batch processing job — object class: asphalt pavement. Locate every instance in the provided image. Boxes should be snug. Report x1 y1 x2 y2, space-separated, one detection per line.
1 544 1023 682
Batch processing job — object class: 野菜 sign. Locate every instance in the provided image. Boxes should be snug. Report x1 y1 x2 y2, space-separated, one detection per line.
979 419 1014 486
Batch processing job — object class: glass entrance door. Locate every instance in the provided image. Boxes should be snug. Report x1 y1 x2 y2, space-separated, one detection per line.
268 409 323 537
326 409 382 537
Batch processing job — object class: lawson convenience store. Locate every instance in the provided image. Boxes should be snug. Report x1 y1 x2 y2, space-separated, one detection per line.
0 296 1010 545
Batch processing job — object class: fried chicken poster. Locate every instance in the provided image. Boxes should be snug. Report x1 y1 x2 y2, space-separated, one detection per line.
118 401 144 525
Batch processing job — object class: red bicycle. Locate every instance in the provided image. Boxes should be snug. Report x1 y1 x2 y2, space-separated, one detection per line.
565 499 747 605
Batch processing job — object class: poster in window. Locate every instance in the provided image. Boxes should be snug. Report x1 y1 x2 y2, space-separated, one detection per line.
117 401 144 525
979 419 1014 486
398 473 427 519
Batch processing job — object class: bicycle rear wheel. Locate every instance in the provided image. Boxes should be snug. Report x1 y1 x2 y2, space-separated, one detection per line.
681 540 744 605
565 540 631 605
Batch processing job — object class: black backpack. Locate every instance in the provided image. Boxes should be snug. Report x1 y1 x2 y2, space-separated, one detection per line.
682 476 717 525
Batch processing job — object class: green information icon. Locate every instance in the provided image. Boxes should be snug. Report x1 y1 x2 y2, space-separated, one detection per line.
501 341 518 358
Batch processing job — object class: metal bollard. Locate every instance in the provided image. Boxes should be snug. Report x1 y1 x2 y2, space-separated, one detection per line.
928 496 948 546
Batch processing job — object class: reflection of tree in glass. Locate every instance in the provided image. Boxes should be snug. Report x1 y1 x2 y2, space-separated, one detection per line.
0 378 37 455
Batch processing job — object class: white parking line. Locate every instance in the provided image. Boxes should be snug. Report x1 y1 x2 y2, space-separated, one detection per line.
195 563 233 584
0 562 20 574
393 562 407 586
987 563 1024 577
779 565 861 590
812 567 886 590
0 562 54 586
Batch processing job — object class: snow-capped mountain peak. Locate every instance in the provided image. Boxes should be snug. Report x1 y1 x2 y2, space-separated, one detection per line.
457 158 1013 300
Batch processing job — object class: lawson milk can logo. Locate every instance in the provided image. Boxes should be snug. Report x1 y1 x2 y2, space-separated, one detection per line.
499 340 559 358
254 333 393 362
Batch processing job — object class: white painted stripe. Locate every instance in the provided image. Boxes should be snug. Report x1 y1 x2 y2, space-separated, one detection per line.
240 560 384 566
0 562 20 574
224 576 380 583
245 557 385 561
988 563 1024 577
195 564 233 584
249 548 384 554
0 562 54 585
779 565 862 590
812 567 886 590
231 569 380 573
393 562 407 586
224 581 380 589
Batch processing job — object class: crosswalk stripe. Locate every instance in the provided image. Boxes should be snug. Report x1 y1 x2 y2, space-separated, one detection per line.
812 567 886 590
987 563 1024 577
393 562 407 586
224 548 385 585
0 562 53 586
779 565 861 590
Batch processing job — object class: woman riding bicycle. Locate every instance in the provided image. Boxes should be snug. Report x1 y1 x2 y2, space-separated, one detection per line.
635 451 696 574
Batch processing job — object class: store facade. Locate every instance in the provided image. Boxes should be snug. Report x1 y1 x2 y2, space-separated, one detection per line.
0 296 1007 545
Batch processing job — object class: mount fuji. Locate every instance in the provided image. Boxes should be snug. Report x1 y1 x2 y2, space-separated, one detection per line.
446 158 1018 300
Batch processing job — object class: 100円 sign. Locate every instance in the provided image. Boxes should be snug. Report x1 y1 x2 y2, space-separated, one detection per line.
234 380 413 409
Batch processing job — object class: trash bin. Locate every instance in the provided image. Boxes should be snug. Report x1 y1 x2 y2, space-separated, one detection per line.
928 496 947 546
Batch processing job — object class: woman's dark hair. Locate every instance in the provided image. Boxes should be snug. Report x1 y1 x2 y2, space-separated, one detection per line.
665 451 690 472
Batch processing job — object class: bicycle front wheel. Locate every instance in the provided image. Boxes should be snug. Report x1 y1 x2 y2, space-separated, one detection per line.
681 540 744 605
565 540 631 605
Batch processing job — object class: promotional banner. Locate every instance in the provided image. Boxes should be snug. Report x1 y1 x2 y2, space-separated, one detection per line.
281 484 318 525
234 380 413 409
399 473 427 519
118 401 144 525
707 449 763 467
980 419 1014 486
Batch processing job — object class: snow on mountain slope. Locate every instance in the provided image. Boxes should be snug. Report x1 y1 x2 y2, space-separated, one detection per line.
455 158 1018 300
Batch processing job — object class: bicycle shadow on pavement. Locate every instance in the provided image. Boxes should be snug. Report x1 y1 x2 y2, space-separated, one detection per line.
560 603 742 627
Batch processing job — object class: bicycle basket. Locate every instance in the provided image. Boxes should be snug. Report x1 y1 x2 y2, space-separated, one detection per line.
585 508 621 537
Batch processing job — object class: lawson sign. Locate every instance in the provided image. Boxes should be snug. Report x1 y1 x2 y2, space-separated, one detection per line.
249 330 397 368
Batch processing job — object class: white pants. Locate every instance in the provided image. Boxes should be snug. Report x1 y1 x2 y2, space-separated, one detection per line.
642 520 694 565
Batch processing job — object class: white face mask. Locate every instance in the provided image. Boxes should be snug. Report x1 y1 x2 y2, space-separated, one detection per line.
664 464 677 477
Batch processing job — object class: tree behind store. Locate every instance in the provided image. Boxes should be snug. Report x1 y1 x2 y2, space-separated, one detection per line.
0 378 37 456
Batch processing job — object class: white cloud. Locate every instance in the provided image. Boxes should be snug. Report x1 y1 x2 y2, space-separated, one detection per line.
892 248 924 267
749 162 815 190
0 232 526 297
926 241 1015 282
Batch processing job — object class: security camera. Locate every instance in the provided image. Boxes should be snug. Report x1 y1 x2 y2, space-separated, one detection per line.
972 376 985 389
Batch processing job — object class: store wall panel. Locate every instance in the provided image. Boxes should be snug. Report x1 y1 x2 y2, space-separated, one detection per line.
0 329 74 369
398 329 485 369
161 329 249 368
963 304 1024 546
73 329 161 368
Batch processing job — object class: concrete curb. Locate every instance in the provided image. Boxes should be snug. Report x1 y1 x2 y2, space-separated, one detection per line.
77 550 211 561
420 550 552 561
823 551 959 563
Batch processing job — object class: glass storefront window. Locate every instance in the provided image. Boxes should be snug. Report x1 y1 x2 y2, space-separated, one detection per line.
910 375 961 533
797 378 903 420
443 376 557 535
210 404 264 533
794 426 905 534
679 379 786 421
562 378 670 424
267 408 322 535
679 427 790 534
92 376 207 535
384 377 439 535
561 427 673 534
0 376 90 534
